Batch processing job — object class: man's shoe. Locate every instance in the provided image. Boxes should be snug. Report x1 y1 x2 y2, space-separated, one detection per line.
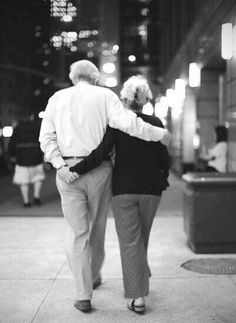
93 276 102 290
74 300 92 313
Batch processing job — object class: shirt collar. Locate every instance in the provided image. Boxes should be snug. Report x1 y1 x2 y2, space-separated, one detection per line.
75 80 89 87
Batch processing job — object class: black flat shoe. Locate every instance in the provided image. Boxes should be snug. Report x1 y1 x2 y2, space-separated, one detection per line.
74 299 92 313
93 276 102 290
127 299 146 314
23 202 31 207
33 198 41 206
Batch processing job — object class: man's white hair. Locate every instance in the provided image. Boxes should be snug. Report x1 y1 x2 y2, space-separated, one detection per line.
69 60 100 85
120 75 153 106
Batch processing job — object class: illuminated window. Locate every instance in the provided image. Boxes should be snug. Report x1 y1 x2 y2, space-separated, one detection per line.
61 15 73 22
50 31 78 49
34 89 41 96
70 45 78 52
112 45 119 52
128 55 136 62
50 0 77 20
43 79 50 85
138 25 146 36
87 51 94 58
140 8 149 16
78 30 99 39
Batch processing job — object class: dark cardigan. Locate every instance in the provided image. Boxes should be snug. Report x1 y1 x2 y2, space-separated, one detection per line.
70 113 170 196
8 120 43 166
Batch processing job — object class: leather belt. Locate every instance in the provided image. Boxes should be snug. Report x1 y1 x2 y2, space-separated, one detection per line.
63 156 86 159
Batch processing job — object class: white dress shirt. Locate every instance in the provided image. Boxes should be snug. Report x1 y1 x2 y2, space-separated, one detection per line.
208 142 227 172
39 81 165 169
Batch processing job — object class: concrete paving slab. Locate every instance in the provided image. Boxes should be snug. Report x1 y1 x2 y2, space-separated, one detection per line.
0 218 66 280
0 280 53 323
59 216 236 281
0 248 65 279
33 277 236 323
0 218 65 249
158 173 184 214
229 276 236 284
148 276 236 323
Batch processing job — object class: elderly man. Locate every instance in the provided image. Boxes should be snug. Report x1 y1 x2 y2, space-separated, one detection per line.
39 60 170 313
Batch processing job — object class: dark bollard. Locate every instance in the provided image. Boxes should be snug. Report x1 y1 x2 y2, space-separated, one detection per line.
182 172 236 253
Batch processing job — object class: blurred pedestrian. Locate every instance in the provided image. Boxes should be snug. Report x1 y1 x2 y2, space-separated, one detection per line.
70 75 171 314
8 113 45 207
39 60 171 313
200 125 228 172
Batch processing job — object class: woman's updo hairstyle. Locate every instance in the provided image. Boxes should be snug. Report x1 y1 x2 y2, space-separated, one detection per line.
120 75 152 110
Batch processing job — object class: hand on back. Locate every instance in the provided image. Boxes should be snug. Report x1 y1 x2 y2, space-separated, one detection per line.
57 166 79 184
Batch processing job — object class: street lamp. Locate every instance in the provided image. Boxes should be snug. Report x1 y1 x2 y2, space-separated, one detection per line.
175 78 186 100
166 89 175 108
2 126 13 138
102 62 116 74
221 23 233 60
128 55 136 62
189 63 201 87
105 77 118 87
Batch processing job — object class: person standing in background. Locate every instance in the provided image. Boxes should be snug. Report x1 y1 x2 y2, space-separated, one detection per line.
8 113 45 207
200 125 228 172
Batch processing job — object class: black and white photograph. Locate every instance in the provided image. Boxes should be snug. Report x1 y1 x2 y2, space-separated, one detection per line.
0 0 236 322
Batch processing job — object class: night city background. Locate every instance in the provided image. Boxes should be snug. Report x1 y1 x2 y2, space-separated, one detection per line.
1 1 236 322
0 0 205 176
1 0 236 176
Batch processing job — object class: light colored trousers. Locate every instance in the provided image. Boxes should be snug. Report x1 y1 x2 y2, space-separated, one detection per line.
56 160 112 300
112 194 161 299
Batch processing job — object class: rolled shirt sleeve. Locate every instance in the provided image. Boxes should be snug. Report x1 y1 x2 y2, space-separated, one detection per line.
39 96 66 169
106 91 165 142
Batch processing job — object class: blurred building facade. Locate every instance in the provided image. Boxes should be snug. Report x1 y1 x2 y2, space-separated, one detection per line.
0 0 52 172
157 0 236 174
0 0 120 171
0 0 52 122
3 0 236 176
120 0 161 97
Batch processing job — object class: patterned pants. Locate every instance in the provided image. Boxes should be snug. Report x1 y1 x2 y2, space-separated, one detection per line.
112 194 161 299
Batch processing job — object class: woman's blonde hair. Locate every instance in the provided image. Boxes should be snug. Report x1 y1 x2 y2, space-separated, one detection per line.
120 75 153 108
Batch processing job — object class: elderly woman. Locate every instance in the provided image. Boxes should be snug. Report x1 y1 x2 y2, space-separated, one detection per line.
70 76 170 314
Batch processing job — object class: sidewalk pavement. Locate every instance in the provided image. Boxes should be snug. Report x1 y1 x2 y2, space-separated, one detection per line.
0 172 236 322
